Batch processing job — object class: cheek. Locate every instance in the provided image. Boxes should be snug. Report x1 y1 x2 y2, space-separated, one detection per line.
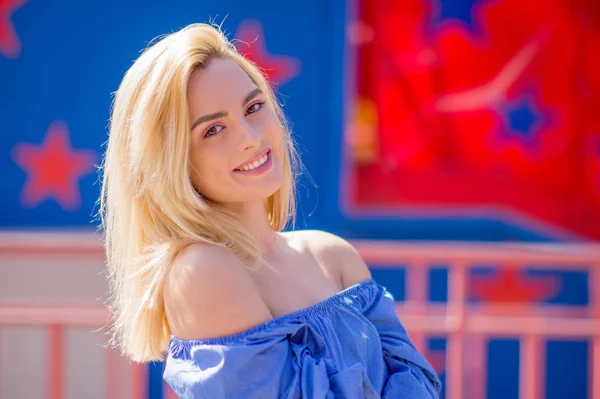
189 149 226 191
260 114 285 153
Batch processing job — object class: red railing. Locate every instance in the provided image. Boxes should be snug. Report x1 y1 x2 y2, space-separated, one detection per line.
0 232 147 399
0 303 147 399
354 240 600 399
0 232 598 398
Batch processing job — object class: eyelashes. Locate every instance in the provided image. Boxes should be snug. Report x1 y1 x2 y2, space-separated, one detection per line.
204 124 223 138
245 101 264 115
203 101 266 138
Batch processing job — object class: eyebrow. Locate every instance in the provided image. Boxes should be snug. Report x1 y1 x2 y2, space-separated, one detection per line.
190 87 263 131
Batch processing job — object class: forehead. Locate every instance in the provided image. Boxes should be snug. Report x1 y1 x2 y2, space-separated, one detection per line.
187 58 257 110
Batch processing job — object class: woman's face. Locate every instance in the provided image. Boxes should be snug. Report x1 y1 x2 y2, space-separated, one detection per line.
187 58 285 204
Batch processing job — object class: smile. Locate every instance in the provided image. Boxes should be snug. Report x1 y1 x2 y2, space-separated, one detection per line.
233 149 272 175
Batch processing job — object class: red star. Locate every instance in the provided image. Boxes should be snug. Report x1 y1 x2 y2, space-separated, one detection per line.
11 121 98 211
0 0 28 58
470 269 560 303
234 19 300 86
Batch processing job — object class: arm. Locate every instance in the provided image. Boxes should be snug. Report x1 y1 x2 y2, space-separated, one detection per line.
164 242 273 341
301 230 373 288
328 234 442 398
163 243 380 399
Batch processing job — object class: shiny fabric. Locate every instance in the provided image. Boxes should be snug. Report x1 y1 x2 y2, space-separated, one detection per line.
164 279 441 398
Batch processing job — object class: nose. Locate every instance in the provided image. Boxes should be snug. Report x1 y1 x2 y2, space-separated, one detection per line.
236 120 261 152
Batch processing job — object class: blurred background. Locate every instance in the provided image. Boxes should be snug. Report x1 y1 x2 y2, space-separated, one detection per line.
0 0 598 398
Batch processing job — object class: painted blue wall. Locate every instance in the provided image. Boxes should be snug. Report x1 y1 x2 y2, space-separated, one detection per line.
1 1 589 398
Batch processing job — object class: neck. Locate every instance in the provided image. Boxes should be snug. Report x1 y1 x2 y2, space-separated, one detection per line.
222 199 280 256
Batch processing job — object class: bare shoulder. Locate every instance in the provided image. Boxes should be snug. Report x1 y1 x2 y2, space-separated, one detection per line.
164 242 273 340
297 230 372 289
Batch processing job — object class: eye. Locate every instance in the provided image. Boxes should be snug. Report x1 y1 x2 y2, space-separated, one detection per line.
204 124 224 138
246 101 265 115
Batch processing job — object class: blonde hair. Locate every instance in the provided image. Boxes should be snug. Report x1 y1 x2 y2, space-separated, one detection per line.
98 23 299 362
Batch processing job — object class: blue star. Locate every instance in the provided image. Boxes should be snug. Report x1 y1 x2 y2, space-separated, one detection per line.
508 104 537 140
502 98 544 144
433 0 485 31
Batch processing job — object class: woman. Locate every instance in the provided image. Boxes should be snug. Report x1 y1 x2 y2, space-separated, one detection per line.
99 23 441 398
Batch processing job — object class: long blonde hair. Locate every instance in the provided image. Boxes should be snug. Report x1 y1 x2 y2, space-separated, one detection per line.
98 23 299 362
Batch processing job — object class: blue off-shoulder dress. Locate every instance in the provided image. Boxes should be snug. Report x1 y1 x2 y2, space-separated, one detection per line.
163 279 442 398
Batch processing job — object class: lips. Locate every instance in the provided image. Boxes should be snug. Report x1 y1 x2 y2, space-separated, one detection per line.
233 148 271 171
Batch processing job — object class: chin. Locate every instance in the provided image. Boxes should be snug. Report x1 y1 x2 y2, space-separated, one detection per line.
226 158 285 201
253 177 284 199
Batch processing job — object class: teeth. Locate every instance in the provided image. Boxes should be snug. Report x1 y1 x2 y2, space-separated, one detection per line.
240 154 268 171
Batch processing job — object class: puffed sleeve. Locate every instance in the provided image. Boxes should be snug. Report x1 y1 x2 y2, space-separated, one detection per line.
363 283 442 399
163 320 381 399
